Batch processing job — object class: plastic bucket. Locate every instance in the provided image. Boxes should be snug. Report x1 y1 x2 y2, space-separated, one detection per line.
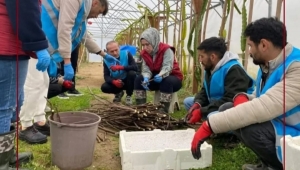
48 111 101 170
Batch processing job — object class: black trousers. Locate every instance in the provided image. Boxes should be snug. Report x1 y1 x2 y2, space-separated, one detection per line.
60 45 80 90
101 71 136 96
233 121 283 170
47 84 68 99
134 74 182 93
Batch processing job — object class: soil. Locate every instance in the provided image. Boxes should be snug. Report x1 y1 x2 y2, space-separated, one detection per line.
76 62 121 170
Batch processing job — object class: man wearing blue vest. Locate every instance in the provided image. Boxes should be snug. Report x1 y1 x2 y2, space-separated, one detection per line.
101 41 138 105
184 37 254 124
190 17 300 170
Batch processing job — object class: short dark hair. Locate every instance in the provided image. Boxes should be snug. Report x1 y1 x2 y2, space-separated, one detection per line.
244 17 287 48
197 37 227 58
99 0 109 16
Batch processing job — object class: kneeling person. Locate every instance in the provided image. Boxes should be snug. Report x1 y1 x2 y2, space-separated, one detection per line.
101 41 138 105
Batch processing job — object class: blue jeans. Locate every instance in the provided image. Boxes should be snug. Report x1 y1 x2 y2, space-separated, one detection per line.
0 60 28 134
183 97 195 111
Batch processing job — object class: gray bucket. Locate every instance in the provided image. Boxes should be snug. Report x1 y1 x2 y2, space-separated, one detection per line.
48 111 101 170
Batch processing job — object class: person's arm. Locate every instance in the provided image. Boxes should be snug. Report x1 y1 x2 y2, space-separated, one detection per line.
82 33 102 54
208 62 300 134
124 52 138 72
194 85 210 107
200 65 251 116
56 0 82 64
5 0 48 51
159 48 174 77
141 59 152 78
103 62 113 83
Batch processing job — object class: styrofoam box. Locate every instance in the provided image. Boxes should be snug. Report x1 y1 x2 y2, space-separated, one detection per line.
119 128 212 170
280 135 300 170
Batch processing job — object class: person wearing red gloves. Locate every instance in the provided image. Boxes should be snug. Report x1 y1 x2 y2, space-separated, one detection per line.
184 37 255 124
191 17 300 170
101 41 138 105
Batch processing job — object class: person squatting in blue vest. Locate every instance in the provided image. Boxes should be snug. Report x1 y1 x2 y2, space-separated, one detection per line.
184 37 255 124
190 17 300 170
101 41 138 105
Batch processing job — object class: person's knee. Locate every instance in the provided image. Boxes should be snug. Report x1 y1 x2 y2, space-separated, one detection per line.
127 71 136 78
101 83 110 93
218 102 234 112
183 97 194 110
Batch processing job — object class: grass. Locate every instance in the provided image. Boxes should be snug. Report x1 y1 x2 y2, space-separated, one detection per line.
19 87 258 170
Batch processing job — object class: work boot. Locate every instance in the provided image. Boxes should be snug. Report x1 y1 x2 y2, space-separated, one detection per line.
134 90 147 105
113 91 124 103
0 128 30 170
9 149 33 167
33 122 50 136
242 163 275 170
159 92 172 113
19 126 47 144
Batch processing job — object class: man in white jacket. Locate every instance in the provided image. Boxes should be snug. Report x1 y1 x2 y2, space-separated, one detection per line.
190 17 300 170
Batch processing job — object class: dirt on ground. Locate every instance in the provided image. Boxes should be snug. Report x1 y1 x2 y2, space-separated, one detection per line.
76 62 121 170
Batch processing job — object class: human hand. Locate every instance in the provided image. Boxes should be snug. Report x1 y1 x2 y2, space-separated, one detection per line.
36 49 50 72
142 77 149 90
112 79 124 88
63 63 74 81
110 65 124 71
153 74 162 83
191 121 213 160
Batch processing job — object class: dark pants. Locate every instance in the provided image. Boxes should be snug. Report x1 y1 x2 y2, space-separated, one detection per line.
60 45 80 90
101 71 136 96
233 121 283 170
134 75 182 93
47 84 68 99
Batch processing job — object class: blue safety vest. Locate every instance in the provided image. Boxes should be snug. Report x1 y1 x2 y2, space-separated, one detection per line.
104 50 129 80
256 47 300 162
204 59 255 102
41 0 87 77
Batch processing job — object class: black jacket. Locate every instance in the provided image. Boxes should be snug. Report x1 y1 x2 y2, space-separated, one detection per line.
103 52 137 83
194 65 253 116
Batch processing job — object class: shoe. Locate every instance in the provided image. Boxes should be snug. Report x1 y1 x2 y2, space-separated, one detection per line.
125 96 132 105
57 93 69 99
113 91 124 103
66 89 83 97
242 163 275 170
0 127 31 170
44 106 51 112
33 122 50 136
19 126 48 144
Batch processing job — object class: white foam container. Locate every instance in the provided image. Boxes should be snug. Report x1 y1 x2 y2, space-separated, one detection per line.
281 135 300 170
119 128 212 170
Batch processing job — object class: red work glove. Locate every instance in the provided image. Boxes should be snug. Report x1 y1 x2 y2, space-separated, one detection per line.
110 65 124 71
186 103 201 123
62 80 74 89
233 93 249 107
187 109 202 124
112 79 123 88
191 121 213 160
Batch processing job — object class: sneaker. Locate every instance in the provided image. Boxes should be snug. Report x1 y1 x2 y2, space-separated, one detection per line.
125 96 132 105
34 122 50 136
67 89 83 97
113 91 124 103
19 126 48 144
57 93 69 99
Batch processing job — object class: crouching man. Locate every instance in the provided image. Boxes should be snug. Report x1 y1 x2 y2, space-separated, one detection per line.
184 37 254 123
101 41 138 105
